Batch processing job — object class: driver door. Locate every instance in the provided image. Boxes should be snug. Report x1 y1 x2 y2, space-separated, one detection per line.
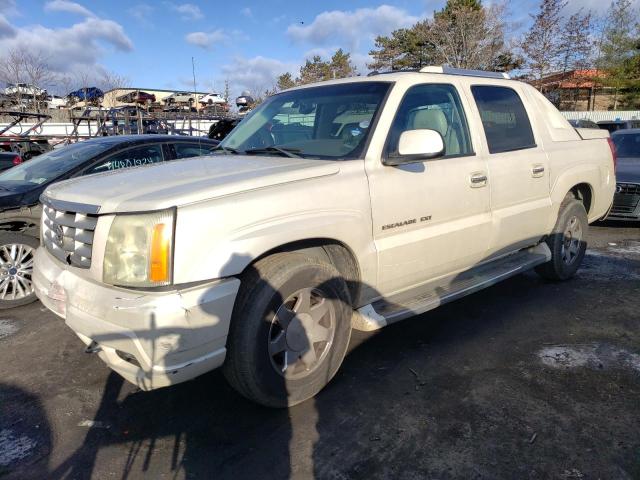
366 82 492 295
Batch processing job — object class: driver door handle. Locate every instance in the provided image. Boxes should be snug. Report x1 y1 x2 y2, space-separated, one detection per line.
470 172 488 188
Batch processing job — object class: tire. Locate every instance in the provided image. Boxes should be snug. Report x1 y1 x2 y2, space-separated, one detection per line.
0 233 39 309
535 193 588 281
223 252 353 407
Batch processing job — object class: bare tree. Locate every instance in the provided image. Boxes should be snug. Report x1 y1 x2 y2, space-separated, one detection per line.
522 0 568 87
22 51 57 111
98 70 129 108
0 49 27 108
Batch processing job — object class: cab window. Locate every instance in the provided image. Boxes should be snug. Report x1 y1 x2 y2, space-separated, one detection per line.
86 144 164 174
387 84 473 158
472 86 536 154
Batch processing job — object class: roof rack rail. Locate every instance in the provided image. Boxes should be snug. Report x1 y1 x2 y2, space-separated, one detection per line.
420 65 510 79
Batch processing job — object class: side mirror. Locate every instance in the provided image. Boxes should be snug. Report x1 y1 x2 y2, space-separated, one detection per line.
384 129 445 166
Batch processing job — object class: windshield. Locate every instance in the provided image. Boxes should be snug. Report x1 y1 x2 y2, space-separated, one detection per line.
613 133 640 158
0 141 113 188
220 82 391 159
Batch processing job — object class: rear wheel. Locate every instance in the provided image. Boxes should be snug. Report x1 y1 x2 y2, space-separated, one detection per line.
0 233 39 309
535 193 588 281
223 252 353 407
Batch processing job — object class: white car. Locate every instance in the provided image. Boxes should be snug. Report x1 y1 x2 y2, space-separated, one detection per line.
199 93 226 105
4 83 47 98
34 66 616 407
46 95 67 109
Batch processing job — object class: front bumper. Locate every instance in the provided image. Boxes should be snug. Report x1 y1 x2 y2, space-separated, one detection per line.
34 247 240 390
607 183 640 221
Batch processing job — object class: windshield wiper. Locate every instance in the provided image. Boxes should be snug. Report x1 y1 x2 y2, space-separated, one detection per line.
243 146 302 158
212 145 240 154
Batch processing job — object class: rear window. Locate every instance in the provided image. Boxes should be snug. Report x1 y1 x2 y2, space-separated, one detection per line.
472 86 536 154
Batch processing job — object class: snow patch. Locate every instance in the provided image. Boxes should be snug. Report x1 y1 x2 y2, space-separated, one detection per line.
0 319 17 340
539 344 640 373
0 429 37 466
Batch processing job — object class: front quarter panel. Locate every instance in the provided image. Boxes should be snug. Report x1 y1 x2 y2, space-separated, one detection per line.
172 160 377 290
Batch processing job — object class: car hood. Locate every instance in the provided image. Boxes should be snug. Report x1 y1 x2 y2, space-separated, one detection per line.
616 158 640 184
43 154 341 214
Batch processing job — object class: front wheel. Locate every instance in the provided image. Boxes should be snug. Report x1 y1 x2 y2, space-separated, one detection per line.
0 233 39 309
223 252 353 407
535 193 588 281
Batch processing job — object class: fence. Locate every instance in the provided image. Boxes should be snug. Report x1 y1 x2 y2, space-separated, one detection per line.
561 110 640 122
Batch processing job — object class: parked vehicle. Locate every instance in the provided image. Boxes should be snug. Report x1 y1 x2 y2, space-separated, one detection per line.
597 119 640 133
4 83 47 99
568 119 599 129
0 152 23 171
164 92 195 104
67 87 104 103
116 91 157 104
0 135 218 309
607 129 640 221
34 67 615 407
199 93 226 106
45 95 67 109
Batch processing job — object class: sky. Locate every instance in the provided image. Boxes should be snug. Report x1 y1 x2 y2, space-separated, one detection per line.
0 0 634 98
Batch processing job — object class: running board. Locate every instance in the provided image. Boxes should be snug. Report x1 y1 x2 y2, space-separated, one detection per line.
353 243 551 331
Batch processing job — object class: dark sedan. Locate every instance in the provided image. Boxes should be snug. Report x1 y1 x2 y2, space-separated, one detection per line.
608 129 640 222
0 152 23 172
0 135 218 309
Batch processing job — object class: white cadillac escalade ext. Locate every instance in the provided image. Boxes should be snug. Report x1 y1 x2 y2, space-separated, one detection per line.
34 67 616 407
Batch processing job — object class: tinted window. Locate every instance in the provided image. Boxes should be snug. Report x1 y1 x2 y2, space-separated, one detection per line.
0 141 113 187
612 133 640 158
387 84 472 158
472 86 536 154
173 143 216 159
86 144 164 174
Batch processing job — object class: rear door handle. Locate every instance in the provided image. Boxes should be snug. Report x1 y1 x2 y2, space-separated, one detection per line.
470 172 488 188
532 164 545 177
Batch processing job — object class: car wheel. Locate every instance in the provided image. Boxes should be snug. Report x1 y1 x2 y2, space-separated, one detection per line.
535 193 588 281
0 233 39 309
223 252 353 407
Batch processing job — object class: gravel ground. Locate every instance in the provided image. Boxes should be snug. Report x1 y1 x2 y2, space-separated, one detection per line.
0 223 639 480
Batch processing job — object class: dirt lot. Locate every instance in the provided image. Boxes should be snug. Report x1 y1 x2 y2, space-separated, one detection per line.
1 223 639 479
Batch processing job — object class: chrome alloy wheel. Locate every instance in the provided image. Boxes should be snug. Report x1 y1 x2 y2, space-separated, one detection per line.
268 287 336 380
561 215 583 265
0 243 35 300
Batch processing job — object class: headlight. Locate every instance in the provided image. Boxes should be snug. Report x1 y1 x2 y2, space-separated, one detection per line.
103 209 174 287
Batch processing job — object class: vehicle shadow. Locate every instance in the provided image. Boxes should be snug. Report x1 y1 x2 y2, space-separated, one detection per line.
0 383 52 479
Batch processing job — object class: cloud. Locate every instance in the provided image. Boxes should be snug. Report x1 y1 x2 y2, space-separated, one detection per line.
167 2 203 20
128 4 154 21
241 7 252 17
185 29 248 49
0 14 15 39
287 5 421 51
185 30 228 49
219 55 297 94
0 16 133 76
0 0 19 17
44 0 94 18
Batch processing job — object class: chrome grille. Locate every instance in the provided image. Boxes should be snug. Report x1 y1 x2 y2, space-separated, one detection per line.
42 204 98 268
611 183 640 214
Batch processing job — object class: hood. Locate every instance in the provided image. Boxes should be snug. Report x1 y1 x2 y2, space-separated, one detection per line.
43 154 340 214
616 158 640 184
